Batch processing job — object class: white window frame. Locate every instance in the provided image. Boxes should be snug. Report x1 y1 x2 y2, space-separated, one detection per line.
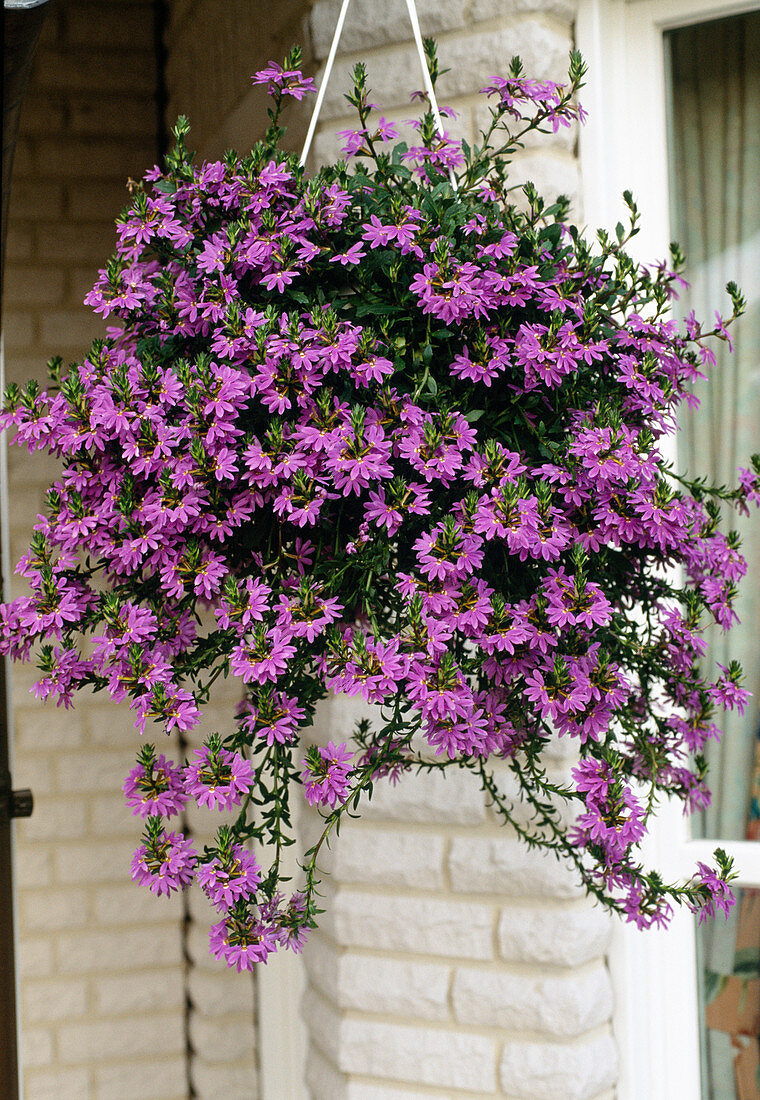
577 3 760 1097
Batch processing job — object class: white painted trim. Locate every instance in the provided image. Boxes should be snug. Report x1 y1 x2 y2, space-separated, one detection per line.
578 3 760 1098
255 823 308 1099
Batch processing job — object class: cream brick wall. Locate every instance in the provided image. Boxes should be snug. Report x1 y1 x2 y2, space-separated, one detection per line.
4 2 256 1097
164 0 314 160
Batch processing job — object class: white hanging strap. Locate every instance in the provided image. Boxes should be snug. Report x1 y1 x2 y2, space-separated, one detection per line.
403 0 458 190
299 0 352 167
300 0 458 191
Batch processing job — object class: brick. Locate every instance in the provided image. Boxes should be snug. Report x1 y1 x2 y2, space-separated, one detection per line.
21 887 88 931
19 708 85 760
310 0 469 58
13 845 53 890
70 266 104 308
190 1061 259 1100
88 793 140 837
187 967 256 1018
53 838 138 885
9 136 34 178
189 1012 256 1064
186 921 220 972
19 795 88 841
359 766 486 825
322 888 494 959
306 1044 348 1100
67 179 135 222
4 485 50 533
484 760 576 829
58 1013 184 1064
305 987 497 1091
95 1059 187 1100
93 882 178 925
11 96 67 138
500 1032 618 1099
509 149 580 212
448 835 583 898
55 750 134 794
21 977 88 1024
4 263 65 306
20 1026 53 1068
3 311 35 351
33 48 156 95
34 223 117 264
317 824 446 890
24 1067 90 1100
39 309 103 351
16 938 54 979
68 94 157 138
33 137 156 181
83 702 143 746
452 962 613 1037
317 22 572 118
65 6 155 49
56 924 182 973
343 1085 441 1100
7 448 62 486
5 182 66 222
94 968 184 1016
472 0 577 22
305 936 451 1020
498 903 612 966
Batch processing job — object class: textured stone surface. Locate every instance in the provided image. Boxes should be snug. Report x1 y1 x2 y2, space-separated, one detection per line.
310 0 470 58
315 823 446 888
316 22 573 119
501 1033 619 1099
498 903 613 967
322 888 495 959
304 936 452 1020
452 962 613 1037
449 835 584 897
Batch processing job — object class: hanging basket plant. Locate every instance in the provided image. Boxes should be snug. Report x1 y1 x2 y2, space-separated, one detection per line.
2 43 758 970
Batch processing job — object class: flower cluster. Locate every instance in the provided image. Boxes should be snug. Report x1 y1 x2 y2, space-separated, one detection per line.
1 44 756 966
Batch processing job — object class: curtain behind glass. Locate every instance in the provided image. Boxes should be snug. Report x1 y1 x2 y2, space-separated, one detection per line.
668 12 760 842
667 14 760 1100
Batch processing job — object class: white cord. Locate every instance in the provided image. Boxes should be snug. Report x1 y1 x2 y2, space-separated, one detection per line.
300 0 459 191
403 0 458 190
299 0 353 166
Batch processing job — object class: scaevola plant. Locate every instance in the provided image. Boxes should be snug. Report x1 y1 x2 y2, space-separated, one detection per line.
3 43 758 969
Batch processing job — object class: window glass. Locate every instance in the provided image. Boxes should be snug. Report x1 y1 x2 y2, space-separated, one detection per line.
666 12 760 1098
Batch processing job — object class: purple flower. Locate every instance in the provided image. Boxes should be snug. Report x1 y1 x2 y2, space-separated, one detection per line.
209 911 278 970
688 862 736 924
197 835 262 910
302 741 353 809
184 738 255 811
123 745 188 818
708 663 751 715
251 63 316 101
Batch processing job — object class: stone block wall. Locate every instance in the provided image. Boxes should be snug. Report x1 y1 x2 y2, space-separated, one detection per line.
302 695 617 1099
